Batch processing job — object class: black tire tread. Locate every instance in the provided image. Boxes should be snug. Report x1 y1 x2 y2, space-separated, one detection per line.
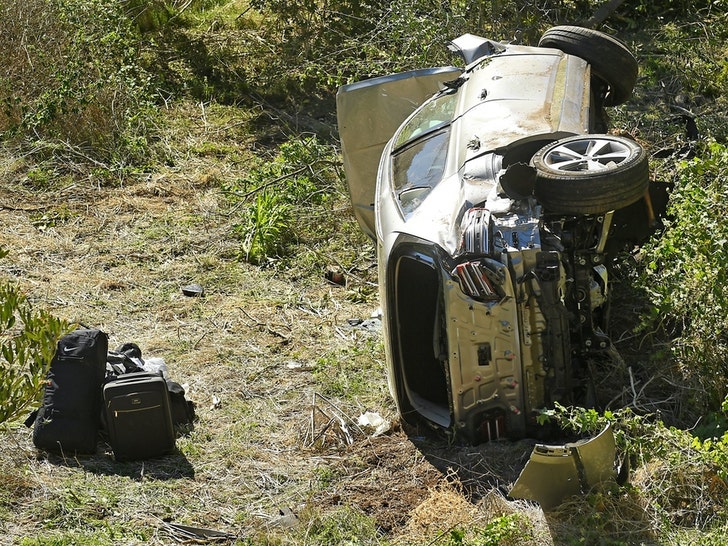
538 25 638 106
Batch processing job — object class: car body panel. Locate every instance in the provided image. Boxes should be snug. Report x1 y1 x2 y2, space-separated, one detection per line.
447 33 507 64
509 424 617 510
452 48 590 169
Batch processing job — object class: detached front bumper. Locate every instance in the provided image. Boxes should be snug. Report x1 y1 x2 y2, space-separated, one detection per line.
510 424 618 510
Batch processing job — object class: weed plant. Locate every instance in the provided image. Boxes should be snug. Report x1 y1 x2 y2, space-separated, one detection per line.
226 136 345 263
0 248 69 424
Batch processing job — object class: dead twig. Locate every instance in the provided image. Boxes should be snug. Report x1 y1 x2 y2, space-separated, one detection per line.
584 0 627 27
305 392 365 449
0 203 52 212
221 165 309 201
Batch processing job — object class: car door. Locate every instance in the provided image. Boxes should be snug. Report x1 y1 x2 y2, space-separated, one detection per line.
336 66 462 239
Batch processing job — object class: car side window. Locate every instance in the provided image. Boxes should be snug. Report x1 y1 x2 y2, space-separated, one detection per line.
393 92 458 149
391 92 457 215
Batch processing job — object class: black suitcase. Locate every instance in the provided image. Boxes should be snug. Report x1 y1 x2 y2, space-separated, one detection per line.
103 372 175 460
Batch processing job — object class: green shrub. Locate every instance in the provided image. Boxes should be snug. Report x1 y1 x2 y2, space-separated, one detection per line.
244 0 463 97
639 141 728 410
620 0 727 22
142 0 612 106
228 136 344 263
149 0 654 106
638 17 728 102
236 191 291 265
242 0 666 100
0 249 69 424
123 0 173 33
0 0 156 170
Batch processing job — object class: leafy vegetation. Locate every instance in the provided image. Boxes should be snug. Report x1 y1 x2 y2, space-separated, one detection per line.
3 0 728 544
0 248 69 424
639 142 728 410
226 136 343 263
0 0 157 173
448 513 534 546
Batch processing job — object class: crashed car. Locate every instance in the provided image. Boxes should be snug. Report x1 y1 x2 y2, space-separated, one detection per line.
337 26 651 445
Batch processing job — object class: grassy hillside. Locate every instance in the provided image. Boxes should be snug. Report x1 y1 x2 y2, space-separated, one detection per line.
2 0 728 544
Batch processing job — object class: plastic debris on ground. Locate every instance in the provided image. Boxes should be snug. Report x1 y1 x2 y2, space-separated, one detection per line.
357 411 391 437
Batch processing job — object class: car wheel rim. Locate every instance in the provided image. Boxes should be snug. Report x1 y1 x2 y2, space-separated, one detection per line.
543 138 631 172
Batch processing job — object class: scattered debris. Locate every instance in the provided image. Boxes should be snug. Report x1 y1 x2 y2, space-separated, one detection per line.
325 268 346 286
181 283 205 297
210 395 222 410
271 506 299 529
161 521 238 542
357 411 391 437
143 356 168 378
285 360 311 371
346 317 382 333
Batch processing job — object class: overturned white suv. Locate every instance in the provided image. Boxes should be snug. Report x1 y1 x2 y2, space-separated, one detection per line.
337 26 650 445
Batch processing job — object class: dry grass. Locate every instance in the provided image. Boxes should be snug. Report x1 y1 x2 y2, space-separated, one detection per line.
0 99 552 545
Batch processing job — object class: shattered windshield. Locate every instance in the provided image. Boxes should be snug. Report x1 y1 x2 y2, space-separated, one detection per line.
393 128 450 184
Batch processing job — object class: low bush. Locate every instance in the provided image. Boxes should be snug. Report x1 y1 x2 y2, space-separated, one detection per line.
639 141 728 411
0 249 69 425
0 0 156 171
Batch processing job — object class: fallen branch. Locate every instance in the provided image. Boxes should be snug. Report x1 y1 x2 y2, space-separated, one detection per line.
220 159 342 202
585 0 627 27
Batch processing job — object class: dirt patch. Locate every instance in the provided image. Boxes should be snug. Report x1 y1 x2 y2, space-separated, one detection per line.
310 431 445 534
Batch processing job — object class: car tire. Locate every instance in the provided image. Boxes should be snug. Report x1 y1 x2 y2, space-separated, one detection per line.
531 135 649 214
538 26 638 106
